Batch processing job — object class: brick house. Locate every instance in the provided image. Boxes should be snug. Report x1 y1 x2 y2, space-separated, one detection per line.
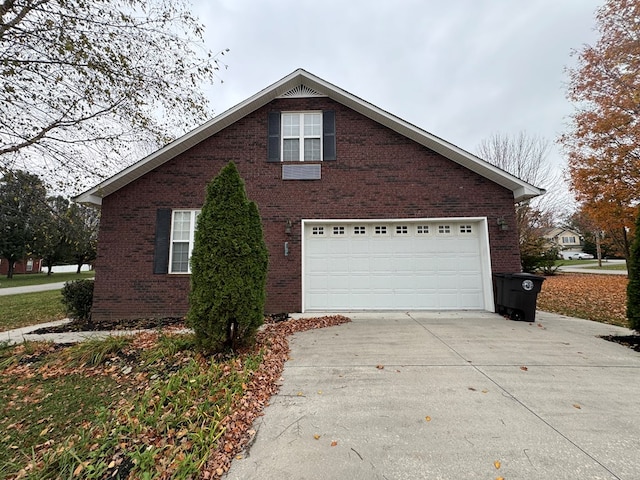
76 69 543 322
0 257 42 275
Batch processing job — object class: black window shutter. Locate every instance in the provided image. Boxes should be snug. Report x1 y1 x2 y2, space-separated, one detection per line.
153 208 171 274
267 111 281 162
323 110 336 161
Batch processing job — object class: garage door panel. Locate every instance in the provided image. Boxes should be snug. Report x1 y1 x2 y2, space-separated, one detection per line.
348 256 370 272
307 256 330 273
304 220 488 311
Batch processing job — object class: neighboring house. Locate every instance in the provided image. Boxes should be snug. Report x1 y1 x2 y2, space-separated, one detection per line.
543 227 583 252
76 69 544 322
0 257 42 275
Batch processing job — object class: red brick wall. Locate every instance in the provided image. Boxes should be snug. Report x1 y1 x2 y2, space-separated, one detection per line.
92 97 521 321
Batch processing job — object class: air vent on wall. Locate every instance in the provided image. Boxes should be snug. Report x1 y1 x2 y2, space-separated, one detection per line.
282 164 321 180
279 84 325 98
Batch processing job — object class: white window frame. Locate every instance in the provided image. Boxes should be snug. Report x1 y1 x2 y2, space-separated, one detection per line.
169 209 200 274
282 112 323 161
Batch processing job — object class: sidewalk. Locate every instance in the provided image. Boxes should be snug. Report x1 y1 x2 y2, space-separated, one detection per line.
0 282 69 296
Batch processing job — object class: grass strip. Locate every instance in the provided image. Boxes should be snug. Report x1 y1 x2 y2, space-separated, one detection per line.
0 291 66 332
0 272 94 289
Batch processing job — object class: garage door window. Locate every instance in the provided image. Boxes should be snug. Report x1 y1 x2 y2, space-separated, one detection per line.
312 226 325 235
374 226 388 235
395 225 408 235
416 225 430 235
354 226 366 235
460 225 473 234
332 226 346 236
438 225 451 234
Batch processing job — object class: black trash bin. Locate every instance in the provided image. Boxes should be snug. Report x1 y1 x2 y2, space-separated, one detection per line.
493 273 545 322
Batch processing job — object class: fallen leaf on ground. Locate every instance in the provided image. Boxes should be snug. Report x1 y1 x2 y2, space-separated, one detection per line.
425 416 431 422
494 460 501 469
376 365 384 369
313 434 320 440
537 274 628 327
331 441 338 447
520 366 528 371
573 404 582 409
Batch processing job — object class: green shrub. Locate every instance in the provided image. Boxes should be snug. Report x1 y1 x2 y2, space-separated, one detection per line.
187 162 268 353
627 208 640 332
61 279 94 323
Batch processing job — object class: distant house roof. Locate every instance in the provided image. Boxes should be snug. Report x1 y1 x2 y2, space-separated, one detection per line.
75 69 545 205
543 227 581 240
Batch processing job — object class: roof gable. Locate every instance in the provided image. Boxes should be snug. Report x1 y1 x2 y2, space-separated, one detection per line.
75 69 544 205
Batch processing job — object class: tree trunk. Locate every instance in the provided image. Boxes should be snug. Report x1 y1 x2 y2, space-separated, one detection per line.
596 231 602 267
7 260 14 279
76 262 82 274
623 226 631 271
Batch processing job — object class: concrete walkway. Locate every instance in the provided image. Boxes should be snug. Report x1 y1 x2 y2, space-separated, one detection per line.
0 282 70 296
226 311 640 480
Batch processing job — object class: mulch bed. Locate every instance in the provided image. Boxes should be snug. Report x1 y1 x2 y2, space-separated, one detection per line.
601 335 640 352
30 316 185 334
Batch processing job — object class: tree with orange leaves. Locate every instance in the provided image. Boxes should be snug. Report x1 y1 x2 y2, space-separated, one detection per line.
560 0 639 261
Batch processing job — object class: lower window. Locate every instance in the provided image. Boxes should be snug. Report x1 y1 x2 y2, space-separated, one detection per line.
169 210 200 273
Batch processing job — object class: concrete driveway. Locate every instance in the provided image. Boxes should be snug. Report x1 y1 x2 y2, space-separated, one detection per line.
226 311 640 480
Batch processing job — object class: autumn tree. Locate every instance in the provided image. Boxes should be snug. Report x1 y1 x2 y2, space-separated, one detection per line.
477 132 559 272
0 170 47 278
187 162 269 353
0 0 227 190
560 0 640 262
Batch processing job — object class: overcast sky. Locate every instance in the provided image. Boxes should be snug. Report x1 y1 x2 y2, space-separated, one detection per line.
193 0 603 207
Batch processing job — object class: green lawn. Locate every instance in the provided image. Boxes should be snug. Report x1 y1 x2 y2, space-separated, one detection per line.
0 271 94 289
0 333 262 479
556 259 598 266
583 263 627 271
556 259 627 270
0 291 66 332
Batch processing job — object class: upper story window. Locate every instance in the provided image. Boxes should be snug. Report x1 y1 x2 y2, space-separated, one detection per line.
282 112 322 161
169 210 200 273
268 110 336 162
562 236 577 244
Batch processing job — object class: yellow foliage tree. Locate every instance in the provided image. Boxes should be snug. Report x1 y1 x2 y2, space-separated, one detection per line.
560 0 639 260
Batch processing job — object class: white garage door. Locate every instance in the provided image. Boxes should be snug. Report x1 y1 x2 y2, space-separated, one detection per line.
303 219 492 311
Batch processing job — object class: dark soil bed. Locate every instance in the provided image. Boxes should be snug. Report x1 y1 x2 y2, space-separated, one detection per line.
601 335 640 352
31 313 291 335
31 316 185 334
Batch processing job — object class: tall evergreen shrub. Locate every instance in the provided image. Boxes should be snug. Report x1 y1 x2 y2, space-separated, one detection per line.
627 208 640 332
187 162 269 352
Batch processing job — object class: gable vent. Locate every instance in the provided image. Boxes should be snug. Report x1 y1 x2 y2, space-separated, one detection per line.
282 164 321 180
279 84 325 98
